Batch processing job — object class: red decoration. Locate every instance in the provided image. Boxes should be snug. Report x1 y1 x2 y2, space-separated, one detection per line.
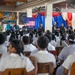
52 12 61 17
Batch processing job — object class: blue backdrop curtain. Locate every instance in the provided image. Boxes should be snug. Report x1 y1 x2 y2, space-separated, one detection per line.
52 14 68 28
35 13 45 30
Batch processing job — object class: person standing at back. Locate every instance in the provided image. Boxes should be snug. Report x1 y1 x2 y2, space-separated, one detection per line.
6 21 11 31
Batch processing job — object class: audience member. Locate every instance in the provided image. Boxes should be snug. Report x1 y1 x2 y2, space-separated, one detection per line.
0 33 7 53
0 39 35 75
31 36 56 75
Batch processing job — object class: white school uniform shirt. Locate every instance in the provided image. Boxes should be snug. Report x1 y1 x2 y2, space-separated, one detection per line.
55 36 60 42
0 53 34 72
32 37 38 46
3 41 9 47
0 45 7 54
62 53 75 75
7 35 11 41
50 40 56 47
56 41 68 47
47 43 55 51
58 44 75 61
24 44 37 52
31 50 56 75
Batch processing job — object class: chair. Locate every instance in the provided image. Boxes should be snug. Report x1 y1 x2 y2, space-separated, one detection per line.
38 62 54 75
28 56 37 75
70 62 75 75
56 46 63 56
49 50 57 57
4 68 27 75
24 52 31 56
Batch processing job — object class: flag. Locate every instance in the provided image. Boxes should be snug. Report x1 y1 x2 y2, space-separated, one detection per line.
24 17 35 26
26 21 35 26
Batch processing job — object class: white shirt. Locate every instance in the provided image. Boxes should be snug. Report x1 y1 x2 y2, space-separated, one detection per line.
62 53 75 75
31 50 56 75
47 43 55 51
3 41 9 47
24 44 37 52
0 53 35 72
56 41 68 47
50 40 56 47
55 36 60 42
58 44 75 61
0 45 7 54
32 37 38 46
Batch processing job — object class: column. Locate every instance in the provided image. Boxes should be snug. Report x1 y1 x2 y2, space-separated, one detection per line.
45 3 52 32
27 8 32 17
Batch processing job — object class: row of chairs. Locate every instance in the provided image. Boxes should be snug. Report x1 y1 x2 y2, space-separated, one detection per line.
0 55 53 75
0 51 75 75
3 62 75 75
24 46 63 57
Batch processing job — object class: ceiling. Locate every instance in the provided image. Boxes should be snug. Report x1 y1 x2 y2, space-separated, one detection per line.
0 0 28 7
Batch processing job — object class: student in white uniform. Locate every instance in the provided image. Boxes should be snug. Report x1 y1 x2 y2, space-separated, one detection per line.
0 33 7 54
31 36 56 75
45 34 55 51
56 34 68 47
62 53 75 75
22 36 37 52
0 39 35 75
56 34 75 75
50 34 56 47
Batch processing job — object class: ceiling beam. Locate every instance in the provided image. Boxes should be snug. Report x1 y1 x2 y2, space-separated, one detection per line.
4 0 27 2
6 2 16 6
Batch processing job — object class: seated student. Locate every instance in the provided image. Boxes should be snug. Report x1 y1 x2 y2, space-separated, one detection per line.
56 34 68 47
62 53 75 75
45 34 55 51
31 36 56 75
22 36 37 52
56 34 75 75
55 31 60 43
50 34 56 47
0 33 7 54
0 39 35 75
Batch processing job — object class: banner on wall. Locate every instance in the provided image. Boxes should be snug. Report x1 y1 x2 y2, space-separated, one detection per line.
0 12 17 23
24 17 35 27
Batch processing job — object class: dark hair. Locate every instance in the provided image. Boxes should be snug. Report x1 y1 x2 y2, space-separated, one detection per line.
37 36 49 49
45 34 51 42
10 39 24 55
46 30 51 35
61 34 66 41
52 34 56 40
55 31 59 36
22 36 30 44
0 33 6 45
68 34 75 44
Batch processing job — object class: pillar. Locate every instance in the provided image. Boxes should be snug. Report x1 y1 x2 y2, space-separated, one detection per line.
45 3 52 32
27 8 32 17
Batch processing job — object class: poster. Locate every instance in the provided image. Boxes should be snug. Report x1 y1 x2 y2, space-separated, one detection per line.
0 12 17 23
19 12 27 24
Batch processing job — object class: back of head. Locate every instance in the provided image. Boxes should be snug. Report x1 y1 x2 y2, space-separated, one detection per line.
46 30 51 35
37 36 49 49
10 39 24 55
61 34 66 41
52 34 56 40
22 36 30 44
68 34 75 44
0 33 6 45
44 34 51 42
55 31 59 36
